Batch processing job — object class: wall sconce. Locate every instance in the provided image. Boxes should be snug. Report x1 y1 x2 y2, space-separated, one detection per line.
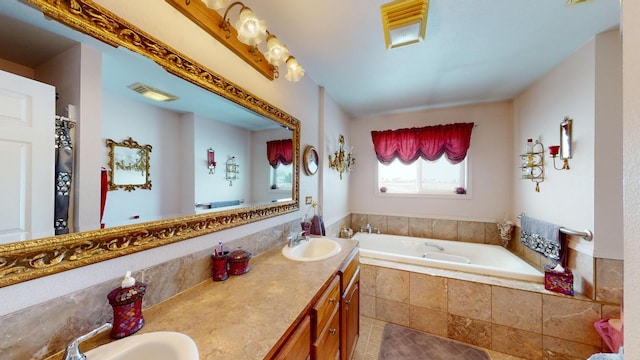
225 156 240 186
328 134 356 180
381 0 429 49
166 0 303 81
207 148 217 174
549 116 572 170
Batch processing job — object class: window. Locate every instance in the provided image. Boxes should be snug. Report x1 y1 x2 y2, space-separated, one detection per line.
377 157 467 195
270 164 292 190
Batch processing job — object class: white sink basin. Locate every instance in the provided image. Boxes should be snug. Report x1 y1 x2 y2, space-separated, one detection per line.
85 331 199 360
282 237 341 262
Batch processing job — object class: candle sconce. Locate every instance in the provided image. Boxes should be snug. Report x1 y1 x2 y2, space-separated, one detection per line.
549 117 572 170
225 156 239 186
520 139 545 192
208 148 217 174
328 134 355 180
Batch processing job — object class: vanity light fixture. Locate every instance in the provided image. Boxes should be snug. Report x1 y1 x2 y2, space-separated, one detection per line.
178 0 304 82
549 117 573 170
127 83 179 102
381 0 429 49
328 134 356 180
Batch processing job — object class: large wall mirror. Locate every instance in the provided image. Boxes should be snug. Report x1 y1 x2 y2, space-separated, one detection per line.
0 0 300 287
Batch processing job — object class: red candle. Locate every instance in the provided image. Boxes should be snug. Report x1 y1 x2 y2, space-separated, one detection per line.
549 145 560 156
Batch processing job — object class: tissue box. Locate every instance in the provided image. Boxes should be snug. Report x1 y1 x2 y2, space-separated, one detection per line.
544 265 574 296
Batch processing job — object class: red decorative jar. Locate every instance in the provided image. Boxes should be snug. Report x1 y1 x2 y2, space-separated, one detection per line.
228 249 252 275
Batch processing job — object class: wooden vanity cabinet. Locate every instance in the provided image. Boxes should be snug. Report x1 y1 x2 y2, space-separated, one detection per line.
311 275 341 360
273 315 311 360
339 249 360 360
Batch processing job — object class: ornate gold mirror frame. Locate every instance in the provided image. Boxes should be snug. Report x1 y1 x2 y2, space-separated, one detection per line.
0 0 300 288
106 137 153 191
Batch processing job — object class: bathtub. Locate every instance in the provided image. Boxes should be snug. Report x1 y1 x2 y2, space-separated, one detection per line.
354 232 543 282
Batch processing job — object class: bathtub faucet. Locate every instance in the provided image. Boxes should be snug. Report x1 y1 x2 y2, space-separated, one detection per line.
424 242 444 251
366 224 372 233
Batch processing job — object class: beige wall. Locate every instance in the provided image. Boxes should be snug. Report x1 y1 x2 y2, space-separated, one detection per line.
513 30 623 261
622 0 640 357
349 101 513 223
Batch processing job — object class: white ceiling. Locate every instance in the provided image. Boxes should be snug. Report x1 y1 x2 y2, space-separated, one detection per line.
241 0 620 118
0 1 621 122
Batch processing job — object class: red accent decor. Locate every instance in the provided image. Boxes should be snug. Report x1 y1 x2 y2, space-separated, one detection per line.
371 123 474 165
266 139 293 168
549 145 560 156
100 168 108 228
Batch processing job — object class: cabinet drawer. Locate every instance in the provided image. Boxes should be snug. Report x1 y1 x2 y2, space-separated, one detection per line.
312 275 340 337
312 306 340 360
339 248 359 294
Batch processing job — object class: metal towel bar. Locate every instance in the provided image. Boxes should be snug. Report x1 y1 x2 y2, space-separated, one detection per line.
517 213 593 241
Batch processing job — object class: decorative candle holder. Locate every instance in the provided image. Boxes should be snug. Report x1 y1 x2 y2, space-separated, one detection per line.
496 220 514 248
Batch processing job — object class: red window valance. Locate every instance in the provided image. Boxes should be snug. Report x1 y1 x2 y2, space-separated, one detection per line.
266 139 293 168
371 122 474 165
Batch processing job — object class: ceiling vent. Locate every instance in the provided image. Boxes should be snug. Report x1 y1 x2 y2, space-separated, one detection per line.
127 82 179 102
381 0 429 50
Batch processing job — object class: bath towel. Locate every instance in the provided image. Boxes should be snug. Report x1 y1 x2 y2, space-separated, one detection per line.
520 215 567 266
310 215 326 236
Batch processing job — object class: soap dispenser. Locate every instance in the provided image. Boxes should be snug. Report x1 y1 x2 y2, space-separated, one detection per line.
107 271 147 339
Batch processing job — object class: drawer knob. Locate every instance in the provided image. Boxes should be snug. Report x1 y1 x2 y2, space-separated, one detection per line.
329 328 337 335
329 298 337 304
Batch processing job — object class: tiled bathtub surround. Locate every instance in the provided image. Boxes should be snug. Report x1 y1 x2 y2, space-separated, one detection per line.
0 219 300 360
360 262 618 360
351 213 503 245
352 213 623 303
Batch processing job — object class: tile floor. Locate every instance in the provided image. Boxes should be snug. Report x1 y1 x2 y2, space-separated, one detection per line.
353 316 526 360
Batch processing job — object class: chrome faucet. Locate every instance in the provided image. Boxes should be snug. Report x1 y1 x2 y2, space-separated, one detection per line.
366 224 372 233
64 323 112 360
424 242 445 251
288 231 310 247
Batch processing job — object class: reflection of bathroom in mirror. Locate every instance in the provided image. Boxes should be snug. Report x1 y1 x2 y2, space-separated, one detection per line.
0 0 299 268
106 137 152 191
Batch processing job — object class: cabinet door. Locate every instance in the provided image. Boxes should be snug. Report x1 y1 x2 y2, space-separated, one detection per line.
273 315 311 360
341 269 360 360
312 306 340 360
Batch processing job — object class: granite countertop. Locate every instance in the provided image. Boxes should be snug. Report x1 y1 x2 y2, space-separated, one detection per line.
64 237 358 360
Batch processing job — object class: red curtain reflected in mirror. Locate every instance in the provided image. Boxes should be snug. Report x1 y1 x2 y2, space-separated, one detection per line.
371 122 474 165
266 139 293 168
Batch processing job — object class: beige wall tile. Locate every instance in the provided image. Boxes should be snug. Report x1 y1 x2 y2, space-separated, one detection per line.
595 258 623 304
432 219 458 240
376 298 410 326
409 272 447 311
542 295 602 346
568 248 594 300
408 217 432 238
491 324 543 360
367 215 387 234
409 305 447 337
485 222 503 246
386 216 409 235
360 264 377 297
602 303 622 320
447 313 491 348
448 279 491 322
351 213 368 233
375 267 410 303
522 246 543 269
492 286 542 333
458 221 486 243
542 335 601 360
361 294 376 318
